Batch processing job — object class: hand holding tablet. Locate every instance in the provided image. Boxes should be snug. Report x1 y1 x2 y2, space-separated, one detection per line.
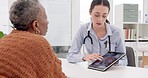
88 52 126 72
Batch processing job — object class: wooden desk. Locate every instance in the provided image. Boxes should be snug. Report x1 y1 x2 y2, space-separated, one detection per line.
60 58 148 78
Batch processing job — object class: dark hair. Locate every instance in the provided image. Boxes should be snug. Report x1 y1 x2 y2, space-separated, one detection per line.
89 0 110 24
89 0 110 13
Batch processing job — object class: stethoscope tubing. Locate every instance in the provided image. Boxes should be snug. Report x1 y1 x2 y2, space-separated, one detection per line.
83 31 111 53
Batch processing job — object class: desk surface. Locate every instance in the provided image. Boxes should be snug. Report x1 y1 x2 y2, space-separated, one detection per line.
60 58 148 78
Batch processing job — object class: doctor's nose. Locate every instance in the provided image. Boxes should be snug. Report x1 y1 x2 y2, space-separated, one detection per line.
97 17 103 22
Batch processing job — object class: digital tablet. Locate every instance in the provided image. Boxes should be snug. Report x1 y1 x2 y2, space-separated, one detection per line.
88 52 126 72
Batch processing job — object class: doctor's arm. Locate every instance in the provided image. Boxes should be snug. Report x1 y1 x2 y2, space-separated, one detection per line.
66 27 85 63
116 35 127 66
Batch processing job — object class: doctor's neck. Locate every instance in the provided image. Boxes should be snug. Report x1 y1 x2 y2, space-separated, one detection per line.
92 24 107 38
92 24 106 32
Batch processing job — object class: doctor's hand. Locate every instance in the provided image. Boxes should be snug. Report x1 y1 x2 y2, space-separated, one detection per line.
82 53 103 61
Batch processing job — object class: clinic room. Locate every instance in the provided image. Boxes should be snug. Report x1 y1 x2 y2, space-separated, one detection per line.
0 0 148 78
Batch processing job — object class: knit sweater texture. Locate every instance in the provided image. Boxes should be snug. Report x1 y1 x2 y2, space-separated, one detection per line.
0 30 67 78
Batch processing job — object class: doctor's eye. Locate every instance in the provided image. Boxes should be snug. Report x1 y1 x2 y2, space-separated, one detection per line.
103 15 107 18
94 14 100 17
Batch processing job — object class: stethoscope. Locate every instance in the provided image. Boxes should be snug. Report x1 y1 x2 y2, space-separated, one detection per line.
82 30 111 54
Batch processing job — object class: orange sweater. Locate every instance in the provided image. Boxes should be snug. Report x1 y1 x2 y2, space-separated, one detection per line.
0 30 67 78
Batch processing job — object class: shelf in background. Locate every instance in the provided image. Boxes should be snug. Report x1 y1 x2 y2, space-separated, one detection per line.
125 39 148 42
139 23 148 25
138 39 148 42
123 22 148 25
125 39 137 42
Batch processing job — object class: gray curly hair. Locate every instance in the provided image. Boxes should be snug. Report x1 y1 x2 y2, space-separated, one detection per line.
9 0 40 31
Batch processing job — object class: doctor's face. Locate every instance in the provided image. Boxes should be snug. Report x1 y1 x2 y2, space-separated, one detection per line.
90 5 109 29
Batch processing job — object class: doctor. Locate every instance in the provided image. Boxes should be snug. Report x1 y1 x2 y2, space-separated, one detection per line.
67 0 127 66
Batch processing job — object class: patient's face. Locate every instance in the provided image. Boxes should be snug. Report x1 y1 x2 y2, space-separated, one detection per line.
37 4 49 36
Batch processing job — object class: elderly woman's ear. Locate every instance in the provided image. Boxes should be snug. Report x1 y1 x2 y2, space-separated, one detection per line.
32 20 40 34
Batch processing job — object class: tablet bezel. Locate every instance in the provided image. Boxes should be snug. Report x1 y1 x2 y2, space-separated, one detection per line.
88 52 126 72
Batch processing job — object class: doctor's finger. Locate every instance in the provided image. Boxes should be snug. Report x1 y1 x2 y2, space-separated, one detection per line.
92 54 103 59
89 56 97 61
91 55 102 61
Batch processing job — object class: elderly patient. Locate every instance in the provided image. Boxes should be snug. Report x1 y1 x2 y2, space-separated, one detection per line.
0 0 67 78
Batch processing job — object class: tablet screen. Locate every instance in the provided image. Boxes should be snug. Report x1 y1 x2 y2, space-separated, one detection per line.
88 52 125 71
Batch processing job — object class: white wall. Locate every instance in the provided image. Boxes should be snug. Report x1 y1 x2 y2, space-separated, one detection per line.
0 0 16 34
143 0 148 23
71 0 80 40
40 0 80 46
40 0 72 46
0 0 9 34
80 0 92 23
108 0 113 24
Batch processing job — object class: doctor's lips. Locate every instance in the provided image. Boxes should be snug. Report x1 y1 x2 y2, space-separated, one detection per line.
96 23 102 25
